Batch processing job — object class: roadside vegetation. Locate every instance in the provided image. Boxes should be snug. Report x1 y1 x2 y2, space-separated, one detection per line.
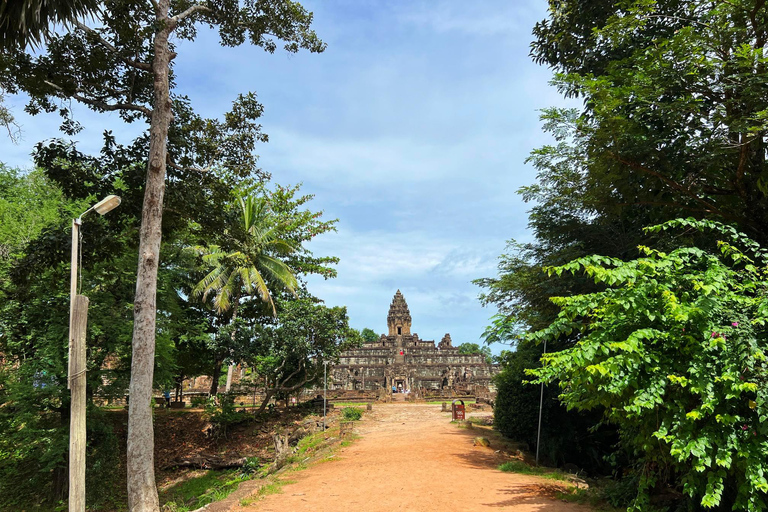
479 1 768 510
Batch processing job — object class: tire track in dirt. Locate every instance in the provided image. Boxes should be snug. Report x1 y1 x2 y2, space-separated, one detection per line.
237 404 592 512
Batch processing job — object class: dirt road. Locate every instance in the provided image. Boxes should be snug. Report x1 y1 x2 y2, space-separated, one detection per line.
239 403 590 512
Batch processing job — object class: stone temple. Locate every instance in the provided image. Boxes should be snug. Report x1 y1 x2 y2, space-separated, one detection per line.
330 290 497 397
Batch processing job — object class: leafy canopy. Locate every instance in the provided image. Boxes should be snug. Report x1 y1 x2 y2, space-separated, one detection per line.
529 219 768 511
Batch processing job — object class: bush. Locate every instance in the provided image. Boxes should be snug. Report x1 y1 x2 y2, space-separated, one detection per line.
493 346 617 473
204 394 250 439
341 407 363 421
530 219 768 510
190 395 208 408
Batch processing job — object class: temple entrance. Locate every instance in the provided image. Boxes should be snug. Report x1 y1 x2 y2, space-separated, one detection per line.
395 379 405 392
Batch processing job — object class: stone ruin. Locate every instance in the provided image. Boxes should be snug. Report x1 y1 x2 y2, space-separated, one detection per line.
329 290 498 399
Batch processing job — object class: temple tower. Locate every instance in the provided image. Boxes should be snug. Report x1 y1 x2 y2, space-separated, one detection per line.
387 290 412 336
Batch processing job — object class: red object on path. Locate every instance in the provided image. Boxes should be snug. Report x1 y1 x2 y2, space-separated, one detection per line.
452 400 465 421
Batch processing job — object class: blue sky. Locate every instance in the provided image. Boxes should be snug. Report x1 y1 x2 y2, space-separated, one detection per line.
2 1 572 354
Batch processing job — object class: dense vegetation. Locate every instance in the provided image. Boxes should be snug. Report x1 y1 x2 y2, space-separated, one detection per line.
0 1 350 509
478 0 768 510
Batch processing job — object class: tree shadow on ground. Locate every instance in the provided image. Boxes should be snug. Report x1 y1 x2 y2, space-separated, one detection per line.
441 425 578 510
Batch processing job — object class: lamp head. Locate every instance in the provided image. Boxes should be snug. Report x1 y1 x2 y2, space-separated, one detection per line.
93 195 121 215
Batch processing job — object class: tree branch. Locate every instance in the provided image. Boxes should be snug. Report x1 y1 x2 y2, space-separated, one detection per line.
74 21 152 72
172 4 211 22
610 153 733 220
44 81 152 116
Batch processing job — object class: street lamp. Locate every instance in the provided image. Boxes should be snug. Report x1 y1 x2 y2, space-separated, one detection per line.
323 361 330 433
535 338 547 466
68 195 121 512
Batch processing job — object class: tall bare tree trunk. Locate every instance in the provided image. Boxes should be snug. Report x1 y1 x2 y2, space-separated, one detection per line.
127 2 173 510
210 359 222 396
224 301 239 393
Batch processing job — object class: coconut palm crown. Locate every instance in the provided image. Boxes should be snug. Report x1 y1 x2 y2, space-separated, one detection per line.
193 193 299 317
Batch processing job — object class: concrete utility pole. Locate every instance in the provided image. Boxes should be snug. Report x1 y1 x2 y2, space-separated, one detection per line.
535 339 547 466
68 195 120 512
323 361 328 432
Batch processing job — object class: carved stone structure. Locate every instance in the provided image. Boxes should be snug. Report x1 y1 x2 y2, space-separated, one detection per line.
330 290 497 396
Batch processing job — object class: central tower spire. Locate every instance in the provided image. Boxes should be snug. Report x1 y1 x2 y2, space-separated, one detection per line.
387 290 412 336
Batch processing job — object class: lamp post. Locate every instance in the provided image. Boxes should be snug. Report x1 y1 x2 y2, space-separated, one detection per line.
535 338 547 466
323 360 330 433
68 195 121 512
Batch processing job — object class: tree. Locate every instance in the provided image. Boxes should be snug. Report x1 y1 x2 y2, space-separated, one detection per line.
194 192 299 394
478 0 768 475
456 342 492 364
530 219 768 510
0 0 100 49
2 2 326 508
241 295 361 413
530 0 768 243
360 327 379 343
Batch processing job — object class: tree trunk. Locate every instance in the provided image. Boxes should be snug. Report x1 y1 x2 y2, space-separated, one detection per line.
224 299 239 393
127 2 173 510
257 389 274 414
210 359 222 396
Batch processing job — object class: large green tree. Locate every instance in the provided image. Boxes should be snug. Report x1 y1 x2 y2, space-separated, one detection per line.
456 342 492 364
2 1 325 508
194 183 338 394
478 0 768 474
530 219 768 510
194 192 299 394
240 295 361 413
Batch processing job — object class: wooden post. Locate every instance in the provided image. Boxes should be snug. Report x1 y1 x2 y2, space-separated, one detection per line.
69 294 89 512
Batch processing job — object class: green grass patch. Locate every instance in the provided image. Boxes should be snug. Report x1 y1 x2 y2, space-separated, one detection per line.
498 461 570 482
556 486 624 511
329 401 369 407
426 399 476 405
294 430 325 457
340 432 360 447
160 470 246 511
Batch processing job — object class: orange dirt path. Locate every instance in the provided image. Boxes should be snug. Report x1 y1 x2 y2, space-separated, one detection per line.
239 404 591 512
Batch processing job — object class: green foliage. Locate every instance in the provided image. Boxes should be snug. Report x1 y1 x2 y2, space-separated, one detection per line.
0 0 101 49
203 394 250 439
240 456 262 476
529 219 768 511
498 460 569 481
360 327 379 343
160 470 247 512
341 407 363 421
492 347 615 472
238 294 361 412
529 0 768 244
457 342 493 364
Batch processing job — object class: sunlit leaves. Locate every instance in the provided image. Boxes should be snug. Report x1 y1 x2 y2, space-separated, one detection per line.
529 219 768 510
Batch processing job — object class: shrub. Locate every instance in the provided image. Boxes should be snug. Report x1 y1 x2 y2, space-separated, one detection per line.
204 394 250 439
341 407 363 421
530 219 768 510
190 395 208 408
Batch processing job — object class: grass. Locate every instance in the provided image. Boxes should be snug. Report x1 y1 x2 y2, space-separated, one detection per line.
425 399 476 405
466 416 492 426
498 460 571 482
340 432 360 447
160 470 247 512
555 486 625 512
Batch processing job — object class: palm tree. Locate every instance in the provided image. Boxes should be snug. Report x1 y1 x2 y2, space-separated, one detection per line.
1 0 100 49
194 193 298 394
